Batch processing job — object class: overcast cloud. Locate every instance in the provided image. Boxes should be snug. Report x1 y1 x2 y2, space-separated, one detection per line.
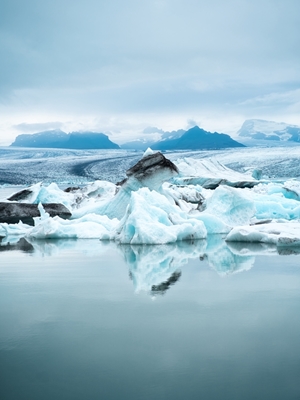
0 0 299 145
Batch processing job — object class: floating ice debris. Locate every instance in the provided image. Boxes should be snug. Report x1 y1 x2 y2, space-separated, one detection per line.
1 151 300 247
226 221 300 247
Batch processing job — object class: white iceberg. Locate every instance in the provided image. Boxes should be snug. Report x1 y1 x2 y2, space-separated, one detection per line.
226 221 300 247
114 187 207 244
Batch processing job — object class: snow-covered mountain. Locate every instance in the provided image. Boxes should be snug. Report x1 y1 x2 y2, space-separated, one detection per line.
237 119 300 143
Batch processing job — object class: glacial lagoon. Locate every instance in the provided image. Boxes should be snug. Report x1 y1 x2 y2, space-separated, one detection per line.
1 237 300 400
2 147 300 399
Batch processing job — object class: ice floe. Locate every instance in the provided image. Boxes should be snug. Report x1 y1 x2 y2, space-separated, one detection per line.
226 220 300 247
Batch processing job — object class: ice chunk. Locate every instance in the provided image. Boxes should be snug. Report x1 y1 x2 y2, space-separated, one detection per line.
93 152 179 220
70 181 118 218
163 183 205 210
29 213 119 239
114 188 207 244
204 185 255 226
0 221 32 238
226 221 300 247
194 213 231 234
283 180 300 201
142 147 155 158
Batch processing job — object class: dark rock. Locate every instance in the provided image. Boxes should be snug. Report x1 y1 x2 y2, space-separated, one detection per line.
0 202 72 225
127 152 178 176
7 189 34 201
64 186 81 193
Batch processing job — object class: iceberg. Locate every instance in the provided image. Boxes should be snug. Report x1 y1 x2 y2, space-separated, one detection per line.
114 188 206 244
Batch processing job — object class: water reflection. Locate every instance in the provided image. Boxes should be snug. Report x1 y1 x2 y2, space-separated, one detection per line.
0 236 114 257
3 235 297 295
227 240 300 255
204 235 255 276
2 234 300 296
0 236 34 252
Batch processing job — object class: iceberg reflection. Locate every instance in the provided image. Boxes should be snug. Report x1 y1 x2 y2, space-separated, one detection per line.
0 237 34 253
118 242 206 294
227 240 300 256
117 236 255 293
0 236 114 257
204 235 255 276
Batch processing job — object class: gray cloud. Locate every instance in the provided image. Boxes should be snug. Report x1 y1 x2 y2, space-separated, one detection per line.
143 127 165 134
14 122 63 133
186 119 199 129
1 0 300 143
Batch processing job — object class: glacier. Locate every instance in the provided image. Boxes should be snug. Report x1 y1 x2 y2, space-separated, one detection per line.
1 148 300 250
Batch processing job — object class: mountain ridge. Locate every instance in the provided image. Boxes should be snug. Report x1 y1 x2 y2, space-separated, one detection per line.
11 130 120 149
237 119 300 143
151 126 245 150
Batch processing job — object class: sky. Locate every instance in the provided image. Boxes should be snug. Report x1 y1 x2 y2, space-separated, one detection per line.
0 0 300 145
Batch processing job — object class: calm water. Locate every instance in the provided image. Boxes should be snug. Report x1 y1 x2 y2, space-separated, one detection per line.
1 237 300 400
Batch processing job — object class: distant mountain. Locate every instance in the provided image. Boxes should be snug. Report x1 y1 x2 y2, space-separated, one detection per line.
151 126 244 150
65 132 119 149
237 119 300 143
11 130 120 149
